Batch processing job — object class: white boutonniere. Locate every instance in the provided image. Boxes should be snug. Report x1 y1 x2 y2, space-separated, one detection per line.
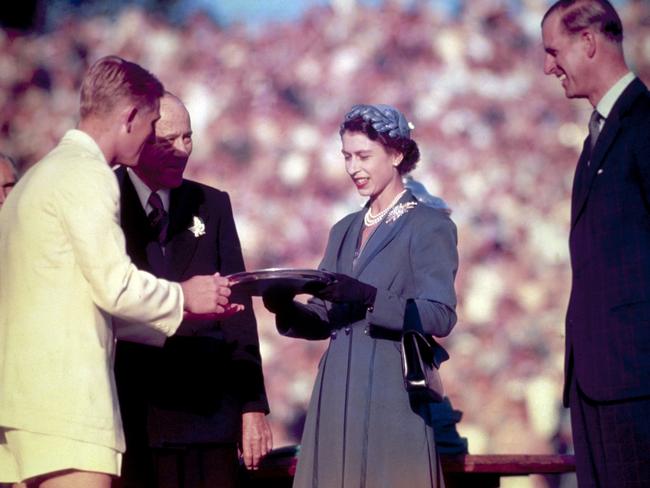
385 201 418 224
188 216 206 237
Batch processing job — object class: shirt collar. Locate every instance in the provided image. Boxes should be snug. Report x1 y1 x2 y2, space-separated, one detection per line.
596 72 635 119
125 167 170 212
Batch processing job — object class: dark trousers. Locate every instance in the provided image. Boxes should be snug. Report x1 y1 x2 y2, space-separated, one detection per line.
570 378 650 488
152 444 240 488
114 444 240 488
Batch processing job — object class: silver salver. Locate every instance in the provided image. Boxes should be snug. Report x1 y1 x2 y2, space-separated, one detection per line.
227 268 336 296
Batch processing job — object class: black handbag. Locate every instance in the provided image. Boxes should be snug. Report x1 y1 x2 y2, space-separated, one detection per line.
400 299 449 402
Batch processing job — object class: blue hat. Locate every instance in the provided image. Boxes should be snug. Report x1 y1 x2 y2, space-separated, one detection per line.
343 104 413 139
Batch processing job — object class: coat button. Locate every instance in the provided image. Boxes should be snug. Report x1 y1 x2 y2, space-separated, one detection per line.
344 327 351 335
331 330 337 339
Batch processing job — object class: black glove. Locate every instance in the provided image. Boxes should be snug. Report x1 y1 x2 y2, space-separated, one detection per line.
262 284 297 314
309 273 377 308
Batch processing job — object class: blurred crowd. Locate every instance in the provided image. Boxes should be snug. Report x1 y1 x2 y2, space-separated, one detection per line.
2 1 650 484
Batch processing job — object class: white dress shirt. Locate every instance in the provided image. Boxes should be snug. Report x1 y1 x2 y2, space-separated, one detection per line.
595 71 636 128
126 167 170 213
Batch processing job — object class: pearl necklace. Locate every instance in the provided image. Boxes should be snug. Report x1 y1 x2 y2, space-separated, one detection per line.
364 189 407 227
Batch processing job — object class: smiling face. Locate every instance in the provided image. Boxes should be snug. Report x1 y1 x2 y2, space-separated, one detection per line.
341 130 403 205
542 10 591 100
134 94 193 191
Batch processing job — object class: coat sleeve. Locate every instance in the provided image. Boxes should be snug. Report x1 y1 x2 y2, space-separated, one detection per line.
367 212 458 337
58 163 183 336
216 192 270 414
113 319 169 346
275 300 332 340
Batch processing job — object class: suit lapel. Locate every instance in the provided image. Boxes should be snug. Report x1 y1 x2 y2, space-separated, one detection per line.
115 167 164 275
354 192 416 277
116 167 149 232
570 138 593 225
571 78 646 228
165 183 203 281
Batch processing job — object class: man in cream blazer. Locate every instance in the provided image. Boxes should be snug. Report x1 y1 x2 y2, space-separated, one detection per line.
0 56 239 488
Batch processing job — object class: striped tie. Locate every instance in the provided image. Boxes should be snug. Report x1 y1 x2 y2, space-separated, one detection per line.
147 191 168 244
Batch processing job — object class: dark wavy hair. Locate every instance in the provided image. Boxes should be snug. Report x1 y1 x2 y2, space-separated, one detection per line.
542 0 623 44
340 116 420 175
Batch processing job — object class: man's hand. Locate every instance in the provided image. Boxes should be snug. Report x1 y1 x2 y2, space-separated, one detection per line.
182 303 244 322
180 273 241 315
240 411 273 470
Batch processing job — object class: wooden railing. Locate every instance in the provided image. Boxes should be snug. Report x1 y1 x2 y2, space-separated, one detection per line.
441 453 576 487
244 446 576 488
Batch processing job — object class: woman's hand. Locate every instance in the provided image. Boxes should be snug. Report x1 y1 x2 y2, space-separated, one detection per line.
262 284 297 314
309 273 377 307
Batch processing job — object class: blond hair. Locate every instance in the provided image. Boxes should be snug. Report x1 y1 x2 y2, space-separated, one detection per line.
80 55 164 119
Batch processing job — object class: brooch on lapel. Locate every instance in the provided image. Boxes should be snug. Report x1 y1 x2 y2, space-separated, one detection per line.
188 216 206 237
385 201 418 224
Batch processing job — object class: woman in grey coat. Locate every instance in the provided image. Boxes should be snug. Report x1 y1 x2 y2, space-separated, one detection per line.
264 104 458 487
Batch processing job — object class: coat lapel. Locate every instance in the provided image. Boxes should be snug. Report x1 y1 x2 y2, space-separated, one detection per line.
118 169 149 236
115 167 164 275
353 192 417 277
335 212 364 275
164 183 203 281
571 78 646 229
570 138 594 226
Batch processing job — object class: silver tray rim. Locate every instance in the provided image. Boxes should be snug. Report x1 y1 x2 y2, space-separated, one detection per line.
227 267 336 283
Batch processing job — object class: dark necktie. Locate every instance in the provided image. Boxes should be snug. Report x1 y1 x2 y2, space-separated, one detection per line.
572 111 602 211
147 191 168 244
588 110 603 158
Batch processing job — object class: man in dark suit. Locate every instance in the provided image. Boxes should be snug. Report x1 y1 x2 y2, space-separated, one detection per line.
114 92 272 488
542 1 650 486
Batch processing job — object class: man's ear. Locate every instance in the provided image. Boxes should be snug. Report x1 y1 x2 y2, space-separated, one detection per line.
124 106 139 133
582 29 597 58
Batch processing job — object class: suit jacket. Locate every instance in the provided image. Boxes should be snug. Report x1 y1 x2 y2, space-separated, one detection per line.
114 167 268 448
0 130 183 454
565 78 650 405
